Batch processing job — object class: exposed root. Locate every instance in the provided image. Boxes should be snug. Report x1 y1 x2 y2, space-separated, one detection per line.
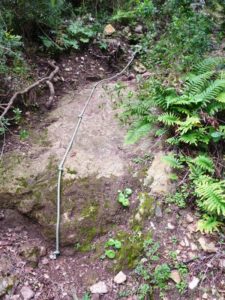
46 80 55 109
0 61 59 120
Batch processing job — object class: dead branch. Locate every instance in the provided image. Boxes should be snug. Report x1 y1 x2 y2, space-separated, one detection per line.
0 61 59 120
46 80 55 109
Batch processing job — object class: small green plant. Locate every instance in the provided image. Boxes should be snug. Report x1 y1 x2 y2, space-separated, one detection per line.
104 238 122 259
19 129 29 140
82 292 91 300
137 283 152 300
153 263 171 290
118 188 133 207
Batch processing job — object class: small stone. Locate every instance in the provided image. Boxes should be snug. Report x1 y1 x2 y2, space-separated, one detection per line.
184 237 189 247
190 243 198 251
114 271 127 284
41 257 49 265
170 270 181 284
155 205 163 218
65 67 72 72
202 293 208 299
20 286 34 300
188 277 200 290
198 237 217 253
90 281 108 294
134 25 143 34
167 222 175 230
133 62 146 74
39 246 47 257
186 214 194 223
104 24 116 36
187 224 196 233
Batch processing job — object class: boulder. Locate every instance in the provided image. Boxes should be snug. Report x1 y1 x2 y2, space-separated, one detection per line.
0 84 151 247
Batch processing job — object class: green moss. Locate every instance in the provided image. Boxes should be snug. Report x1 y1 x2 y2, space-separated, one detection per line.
114 230 152 271
139 192 155 217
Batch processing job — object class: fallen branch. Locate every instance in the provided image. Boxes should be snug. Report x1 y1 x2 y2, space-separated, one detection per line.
0 61 59 121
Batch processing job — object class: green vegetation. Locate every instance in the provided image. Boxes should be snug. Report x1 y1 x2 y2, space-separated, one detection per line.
117 188 133 207
120 1 225 234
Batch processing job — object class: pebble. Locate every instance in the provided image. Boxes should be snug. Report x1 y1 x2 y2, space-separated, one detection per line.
198 237 217 253
114 271 127 284
190 243 198 251
41 257 49 265
170 270 181 284
167 222 175 230
188 277 200 290
202 293 208 299
20 286 34 300
186 214 194 223
90 281 108 294
155 205 163 218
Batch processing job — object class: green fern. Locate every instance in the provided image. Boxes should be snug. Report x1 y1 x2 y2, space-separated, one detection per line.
197 215 222 233
195 176 225 216
125 122 152 145
195 57 225 74
158 113 179 126
163 154 183 169
192 155 214 174
185 71 214 95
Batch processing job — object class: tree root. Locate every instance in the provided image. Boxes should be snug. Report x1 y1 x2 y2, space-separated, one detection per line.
0 61 59 121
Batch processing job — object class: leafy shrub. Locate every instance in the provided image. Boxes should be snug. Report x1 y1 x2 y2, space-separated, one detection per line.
40 19 97 52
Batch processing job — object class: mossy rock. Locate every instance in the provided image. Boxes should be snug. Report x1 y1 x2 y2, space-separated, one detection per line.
113 230 152 271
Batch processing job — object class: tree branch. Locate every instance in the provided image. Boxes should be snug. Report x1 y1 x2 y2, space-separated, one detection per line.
0 61 59 121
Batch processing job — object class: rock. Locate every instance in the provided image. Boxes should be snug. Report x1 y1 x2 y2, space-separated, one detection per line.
186 214 194 223
41 257 49 265
133 62 146 74
187 223 196 233
170 270 181 284
142 72 151 79
104 24 116 36
198 237 217 253
20 245 41 267
167 222 175 230
20 286 34 300
188 277 200 290
144 151 175 196
0 83 150 246
155 205 163 218
190 243 198 251
90 281 108 294
39 246 47 257
202 293 208 299
0 276 15 297
0 210 4 220
134 25 143 34
0 255 13 275
114 271 127 284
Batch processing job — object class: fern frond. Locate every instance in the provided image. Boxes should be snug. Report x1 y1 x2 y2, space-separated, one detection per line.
195 176 225 216
158 113 179 126
163 154 183 169
197 215 222 233
125 122 152 145
195 79 225 106
185 71 214 95
177 116 201 135
195 57 225 74
192 154 214 174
